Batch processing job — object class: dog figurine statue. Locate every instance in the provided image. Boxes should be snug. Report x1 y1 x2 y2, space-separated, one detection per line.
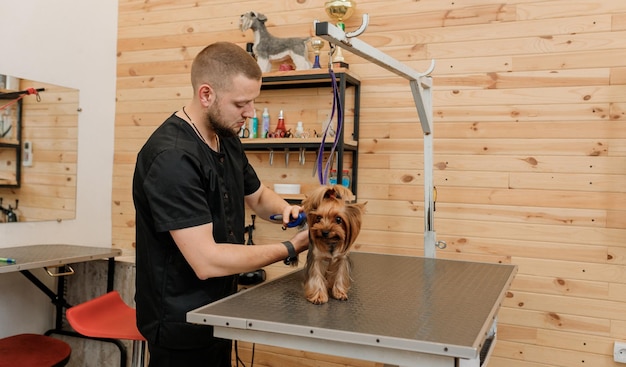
239 11 311 72
301 185 366 305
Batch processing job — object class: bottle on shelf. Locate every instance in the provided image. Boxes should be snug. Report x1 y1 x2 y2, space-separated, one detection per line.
329 169 337 185
261 107 270 138
273 109 286 138
295 121 304 138
249 110 258 138
341 169 351 189
328 169 351 188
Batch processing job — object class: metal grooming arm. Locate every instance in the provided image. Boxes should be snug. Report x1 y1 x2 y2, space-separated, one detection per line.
315 15 444 257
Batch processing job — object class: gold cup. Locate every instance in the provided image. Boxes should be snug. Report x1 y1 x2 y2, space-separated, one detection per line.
324 0 357 63
310 39 324 68
325 0 356 25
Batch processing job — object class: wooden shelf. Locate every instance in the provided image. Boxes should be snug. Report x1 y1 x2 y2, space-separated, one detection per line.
261 68 359 86
279 194 305 204
240 137 357 150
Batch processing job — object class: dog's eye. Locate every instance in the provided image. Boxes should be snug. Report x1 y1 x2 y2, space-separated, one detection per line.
335 217 343 224
315 215 322 223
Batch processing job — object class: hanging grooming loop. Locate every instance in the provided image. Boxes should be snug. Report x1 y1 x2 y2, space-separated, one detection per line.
345 13 369 38
315 15 439 258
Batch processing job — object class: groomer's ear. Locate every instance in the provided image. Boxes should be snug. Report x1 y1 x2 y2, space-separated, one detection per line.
198 84 216 107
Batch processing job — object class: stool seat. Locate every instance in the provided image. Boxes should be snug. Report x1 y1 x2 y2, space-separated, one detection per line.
66 290 146 367
66 290 144 340
0 333 71 367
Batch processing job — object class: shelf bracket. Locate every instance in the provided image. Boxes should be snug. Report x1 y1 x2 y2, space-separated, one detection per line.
315 18 438 258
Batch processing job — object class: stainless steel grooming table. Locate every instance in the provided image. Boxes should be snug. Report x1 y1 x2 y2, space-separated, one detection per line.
188 252 517 367
0 244 121 274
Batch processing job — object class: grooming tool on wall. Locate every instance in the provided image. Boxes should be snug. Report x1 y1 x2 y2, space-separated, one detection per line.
299 148 305 165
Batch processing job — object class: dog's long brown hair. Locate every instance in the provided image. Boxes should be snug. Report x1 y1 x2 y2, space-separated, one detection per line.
301 185 366 304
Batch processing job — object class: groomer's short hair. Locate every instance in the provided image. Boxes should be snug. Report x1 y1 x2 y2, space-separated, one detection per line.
191 42 262 93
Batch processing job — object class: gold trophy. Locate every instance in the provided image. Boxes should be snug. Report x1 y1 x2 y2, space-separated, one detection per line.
324 0 356 66
310 39 324 68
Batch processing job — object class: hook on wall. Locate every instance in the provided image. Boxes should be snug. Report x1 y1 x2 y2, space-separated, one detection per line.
0 198 19 222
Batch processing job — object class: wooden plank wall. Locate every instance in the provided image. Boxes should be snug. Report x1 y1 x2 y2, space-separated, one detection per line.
114 1 626 366
0 79 78 222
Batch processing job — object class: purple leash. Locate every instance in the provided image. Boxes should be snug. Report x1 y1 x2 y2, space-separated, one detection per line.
316 68 343 185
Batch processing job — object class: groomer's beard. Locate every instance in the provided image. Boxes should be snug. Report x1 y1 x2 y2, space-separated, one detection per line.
206 104 238 138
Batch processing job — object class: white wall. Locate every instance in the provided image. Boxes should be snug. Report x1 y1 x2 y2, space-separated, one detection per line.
0 0 118 336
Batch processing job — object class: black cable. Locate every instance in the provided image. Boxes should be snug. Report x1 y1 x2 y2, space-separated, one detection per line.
234 340 244 367
233 340 255 367
251 343 255 367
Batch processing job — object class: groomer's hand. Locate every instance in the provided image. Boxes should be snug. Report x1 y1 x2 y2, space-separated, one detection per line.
289 227 310 253
280 205 303 228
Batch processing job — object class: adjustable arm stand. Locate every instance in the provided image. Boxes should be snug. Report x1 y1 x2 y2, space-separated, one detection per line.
315 16 445 258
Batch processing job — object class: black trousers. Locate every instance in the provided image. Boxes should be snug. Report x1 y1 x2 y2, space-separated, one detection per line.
148 338 232 367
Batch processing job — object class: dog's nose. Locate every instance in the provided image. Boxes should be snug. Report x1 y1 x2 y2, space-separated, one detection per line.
322 230 330 238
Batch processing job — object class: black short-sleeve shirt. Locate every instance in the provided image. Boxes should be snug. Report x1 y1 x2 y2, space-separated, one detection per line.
132 114 261 349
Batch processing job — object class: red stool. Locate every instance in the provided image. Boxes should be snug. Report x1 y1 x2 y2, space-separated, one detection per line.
0 333 71 367
66 291 146 367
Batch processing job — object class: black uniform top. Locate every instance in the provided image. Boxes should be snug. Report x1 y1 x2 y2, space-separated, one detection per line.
132 114 261 349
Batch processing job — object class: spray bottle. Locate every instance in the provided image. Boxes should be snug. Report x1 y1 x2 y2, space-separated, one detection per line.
261 107 270 138
249 110 258 138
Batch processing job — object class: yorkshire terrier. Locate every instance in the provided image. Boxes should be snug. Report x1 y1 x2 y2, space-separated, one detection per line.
300 185 366 305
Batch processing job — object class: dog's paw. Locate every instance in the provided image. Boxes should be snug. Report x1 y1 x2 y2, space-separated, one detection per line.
331 288 348 301
307 294 329 305
305 288 329 304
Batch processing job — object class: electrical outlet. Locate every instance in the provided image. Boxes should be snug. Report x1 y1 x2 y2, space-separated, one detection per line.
23 140 33 167
614 341 626 363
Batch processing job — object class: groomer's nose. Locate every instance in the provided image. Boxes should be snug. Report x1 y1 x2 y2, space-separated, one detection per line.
243 102 255 118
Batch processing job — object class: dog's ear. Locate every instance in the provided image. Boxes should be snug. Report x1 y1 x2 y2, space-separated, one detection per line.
256 12 267 22
302 185 333 212
343 202 366 247
301 189 320 213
